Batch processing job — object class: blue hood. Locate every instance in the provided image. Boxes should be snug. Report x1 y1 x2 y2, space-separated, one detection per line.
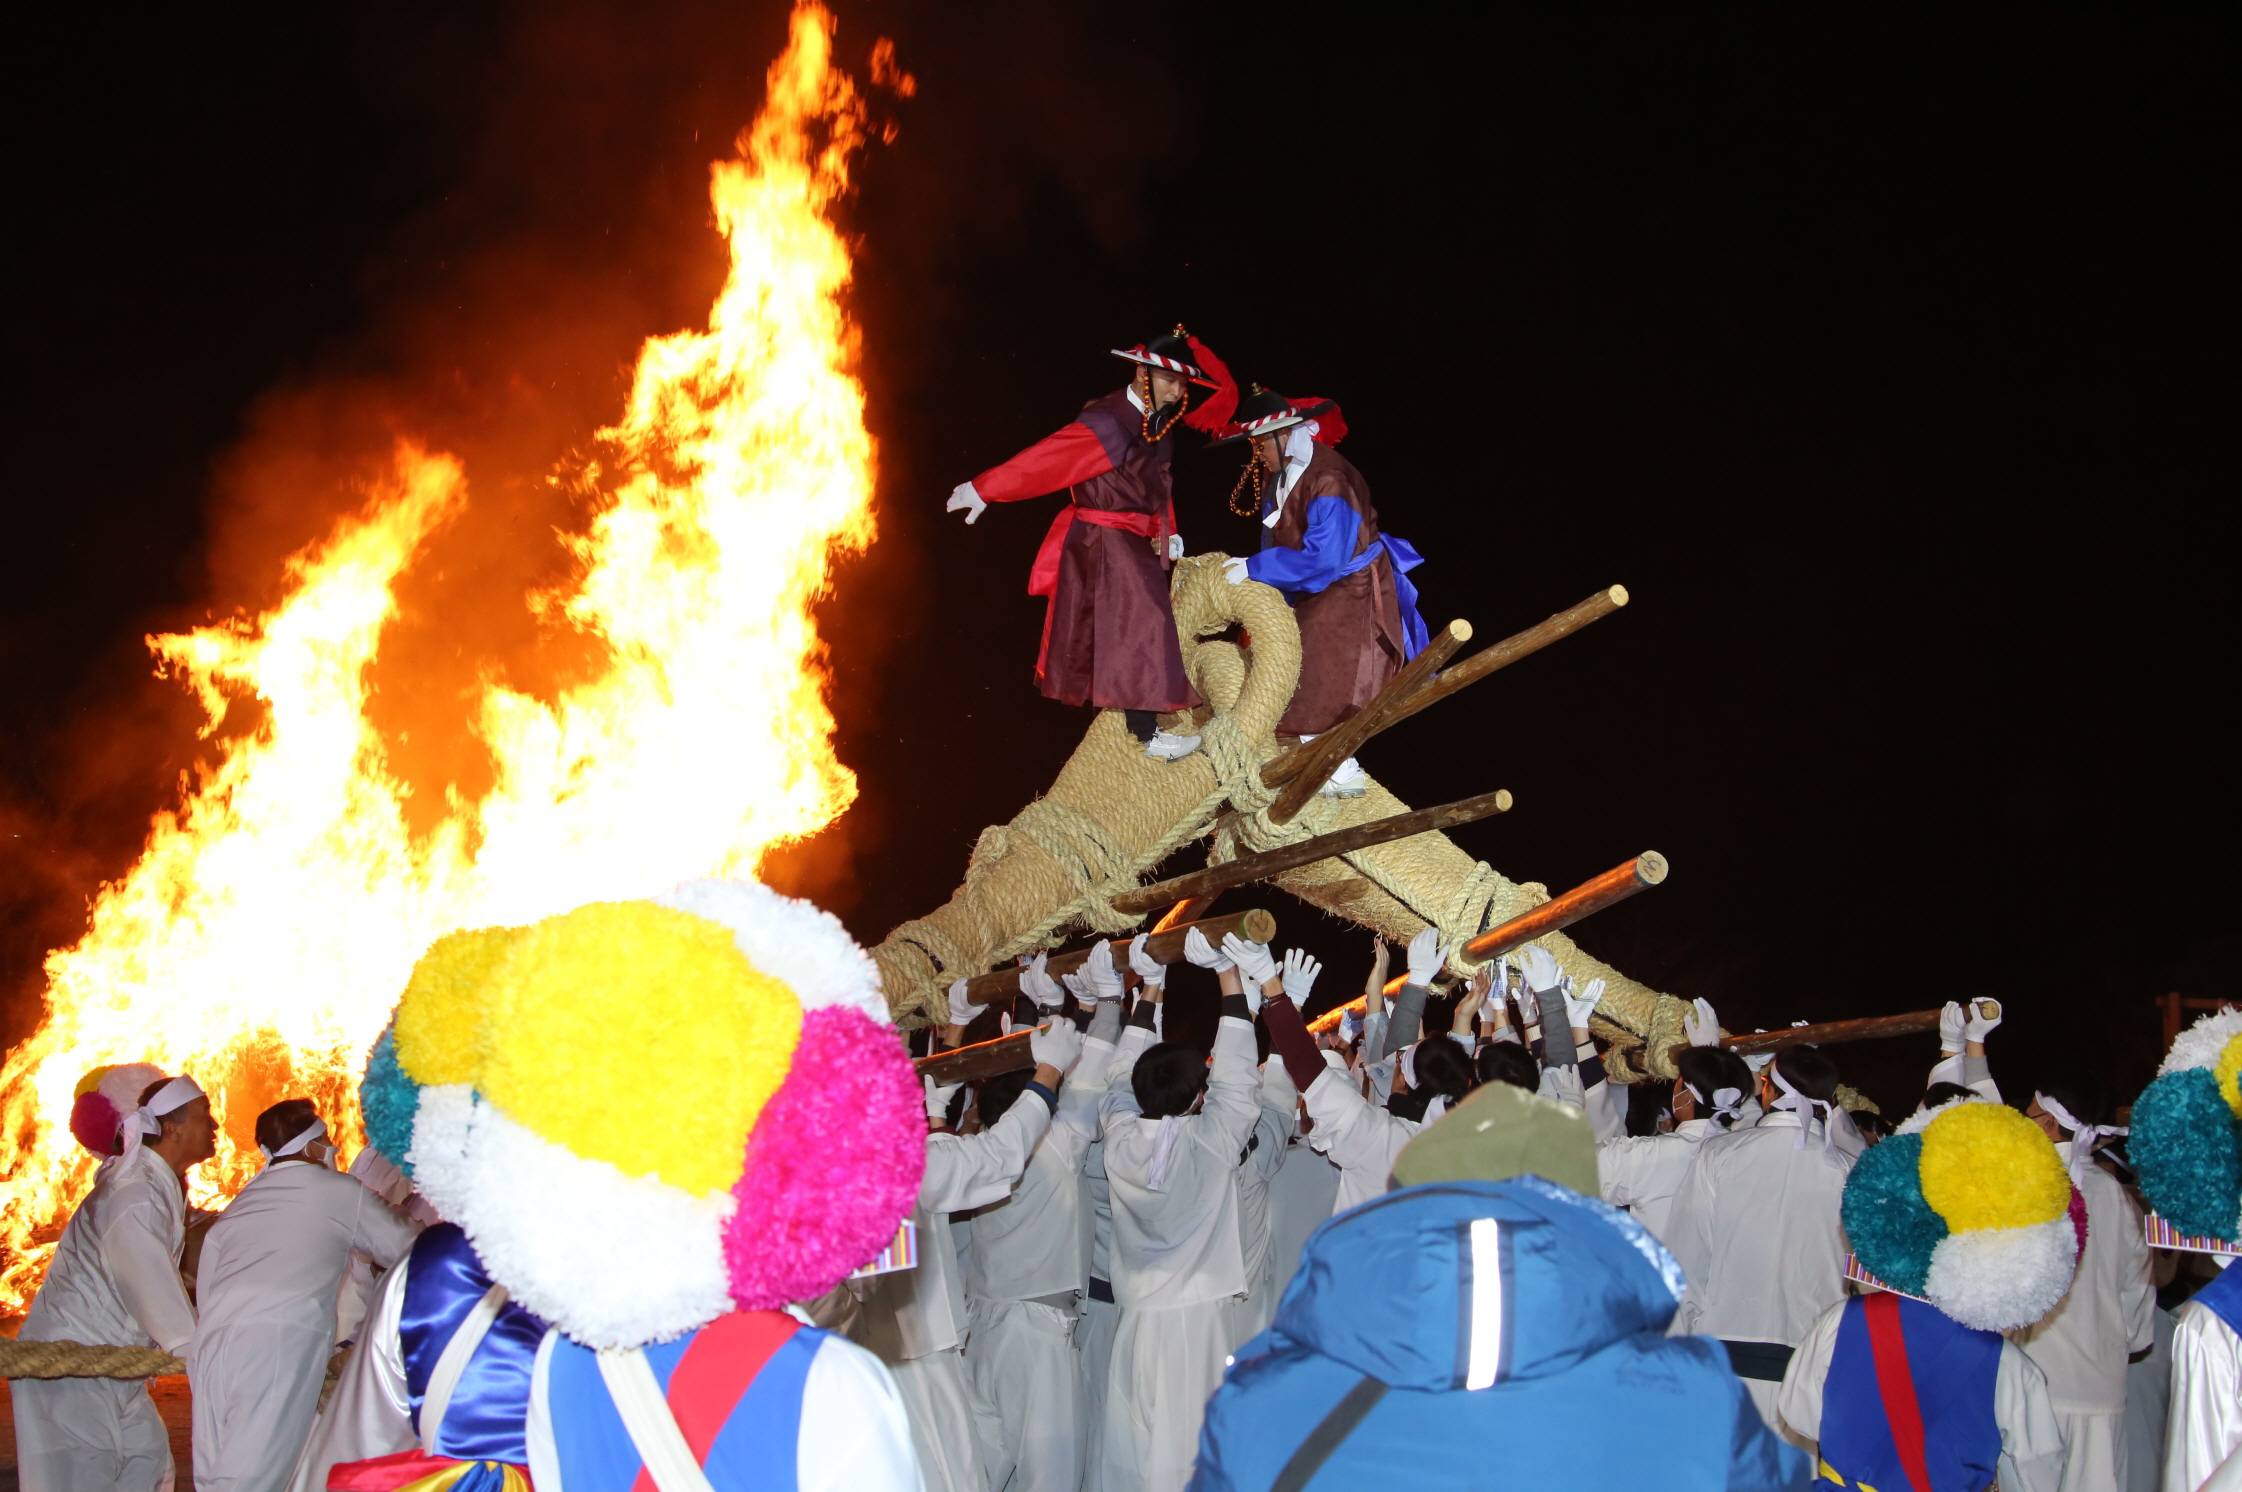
1190 1178 1808 1492
1269 1175 1687 1390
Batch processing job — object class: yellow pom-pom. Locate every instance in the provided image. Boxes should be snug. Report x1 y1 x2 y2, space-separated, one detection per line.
475 901 801 1196
2215 1032 2242 1119
396 925 527 1085
1920 1101 2071 1232
74 1065 113 1099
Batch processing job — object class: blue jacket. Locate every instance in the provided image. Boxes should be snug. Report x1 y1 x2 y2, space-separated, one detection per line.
1188 1176 1811 1492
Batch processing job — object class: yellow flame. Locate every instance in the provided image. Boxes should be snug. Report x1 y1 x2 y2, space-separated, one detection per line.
0 1 876 1309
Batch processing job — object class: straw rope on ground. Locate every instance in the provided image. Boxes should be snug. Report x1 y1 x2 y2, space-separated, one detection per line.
0 1336 183 1380
870 553 1699 1079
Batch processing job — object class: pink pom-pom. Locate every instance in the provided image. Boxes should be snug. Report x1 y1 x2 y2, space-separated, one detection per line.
724 1007 926 1311
2067 1184 2090 1254
69 1092 121 1157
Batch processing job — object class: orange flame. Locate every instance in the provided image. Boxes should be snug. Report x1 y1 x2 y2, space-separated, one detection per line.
0 2 879 1309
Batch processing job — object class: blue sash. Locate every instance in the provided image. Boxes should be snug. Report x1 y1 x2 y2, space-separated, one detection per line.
2194 1259 2242 1338
542 1320 824 1492
1819 1294 2002 1492
1342 533 1430 660
397 1224 549 1463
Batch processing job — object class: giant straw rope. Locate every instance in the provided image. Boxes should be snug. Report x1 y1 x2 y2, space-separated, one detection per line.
0 1337 183 1379
872 555 1696 1081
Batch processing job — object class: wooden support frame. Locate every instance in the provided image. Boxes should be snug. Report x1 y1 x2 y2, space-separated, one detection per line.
1263 620 1473 823
1719 1010 1941 1056
1459 853 1668 963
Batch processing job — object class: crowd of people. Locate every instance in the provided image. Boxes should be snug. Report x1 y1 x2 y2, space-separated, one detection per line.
9 904 2239 1492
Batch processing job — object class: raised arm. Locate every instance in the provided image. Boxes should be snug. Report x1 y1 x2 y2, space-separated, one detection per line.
1928 998 2003 1102
1244 494 1360 592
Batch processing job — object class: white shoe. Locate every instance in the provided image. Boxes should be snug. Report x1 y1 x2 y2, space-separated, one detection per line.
1145 730 1202 761
1319 756 1368 797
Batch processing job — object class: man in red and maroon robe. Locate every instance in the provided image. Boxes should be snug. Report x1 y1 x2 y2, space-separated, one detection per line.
947 329 1235 759
1221 389 1428 793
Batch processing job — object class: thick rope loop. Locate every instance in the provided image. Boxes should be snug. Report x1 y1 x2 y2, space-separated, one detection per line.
0 1338 183 1380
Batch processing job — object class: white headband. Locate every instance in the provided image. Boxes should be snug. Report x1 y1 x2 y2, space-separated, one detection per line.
259 1117 327 1163
2035 1092 2126 1181
1424 1093 1451 1123
1400 1041 1420 1092
1769 1065 1842 1165
121 1075 203 1161
1708 1085 1747 1124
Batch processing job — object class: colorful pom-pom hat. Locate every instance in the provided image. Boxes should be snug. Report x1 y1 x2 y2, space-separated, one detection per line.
1841 1095 2085 1331
2129 1006 2242 1245
69 1063 165 1158
358 878 927 1350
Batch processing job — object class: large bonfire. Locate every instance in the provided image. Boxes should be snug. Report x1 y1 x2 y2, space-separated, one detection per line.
0 2 882 1310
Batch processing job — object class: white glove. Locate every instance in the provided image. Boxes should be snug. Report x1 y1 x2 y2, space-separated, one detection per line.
1221 932 1278 987
946 481 987 524
1280 948 1322 1009
946 977 978 1027
925 1074 962 1121
1405 927 1447 988
1682 997 1721 1048
1059 973 1093 1007
1938 1000 1966 1054
1742 1049 1775 1074
1128 932 1166 990
1019 952 1065 1011
1963 998 2002 1043
1221 556 1251 585
1167 533 1185 561
1515 944 1562 993
1184 925 1234 973
1563 976 1604 1030
1080 940 1126 1005
1029 1017 1083 1075
1339 1008 1362 1045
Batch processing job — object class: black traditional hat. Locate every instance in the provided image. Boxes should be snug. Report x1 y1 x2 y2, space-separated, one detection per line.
1213 387 1337 444
1110 325 1220 388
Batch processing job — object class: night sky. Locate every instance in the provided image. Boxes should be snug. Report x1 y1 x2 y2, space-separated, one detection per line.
4 4 2232 1116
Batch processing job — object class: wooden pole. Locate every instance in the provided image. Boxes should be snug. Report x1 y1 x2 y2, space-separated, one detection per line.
1720 1010 1940 1056
1151 897 1216 933
916 1029 1037 1084
1264 620 1474 823
1380 586 1629 733
1459 853 1668 963
959 908 1277 1006
1109 789 1514 916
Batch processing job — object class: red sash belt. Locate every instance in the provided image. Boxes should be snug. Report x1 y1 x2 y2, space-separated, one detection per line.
1027 501 1172 597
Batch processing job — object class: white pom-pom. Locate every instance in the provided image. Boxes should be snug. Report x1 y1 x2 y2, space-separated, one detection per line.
1924 1215 2079 1332
2162 1006 2242 1076
656 878 887 1024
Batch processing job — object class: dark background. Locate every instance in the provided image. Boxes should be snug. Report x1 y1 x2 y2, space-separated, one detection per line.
4 4 2232 1117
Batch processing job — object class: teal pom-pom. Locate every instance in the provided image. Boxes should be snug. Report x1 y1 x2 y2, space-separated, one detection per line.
359 1026 422 1178
1842 1131 1948 1292
2131 1068 2242 1242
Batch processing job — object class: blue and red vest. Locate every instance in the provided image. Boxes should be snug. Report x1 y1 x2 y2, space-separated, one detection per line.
543 1310 824 1492
1818 1292 2003 1492
2191 1258 2242 1338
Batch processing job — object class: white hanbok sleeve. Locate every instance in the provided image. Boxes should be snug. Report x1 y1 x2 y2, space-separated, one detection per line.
1098 1025 1159 1131
1993 1339 2069 1492
797 1332 921 1492
101 1188 195 1354
1773 1298 1843 1443
1660 1143 1719 1337
1195 1016 1263 1159
1301 1065 1413 1195
923 1087 1053 1214
1598 1133 1674 1211
345 1185 421 1271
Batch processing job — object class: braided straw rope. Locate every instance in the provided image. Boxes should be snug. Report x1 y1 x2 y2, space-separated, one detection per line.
869 554 1697 1077
0 1337 183 1379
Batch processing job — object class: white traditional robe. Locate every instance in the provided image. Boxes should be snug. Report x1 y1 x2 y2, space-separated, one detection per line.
1300 1059 1421 1216
1096 1014 1261 1492
1262 1139 1339 1309
963 1039 1109 1492
1222 1062 1297 1350
2163 1260 2241 1492
1663 1109 1856 1440
1778 1295 2069 1492
849 1090 1050 1492
1598 1117 1723 1244
188 1159 418 1492
10 1146 195 1492
2015 1164 2157 1492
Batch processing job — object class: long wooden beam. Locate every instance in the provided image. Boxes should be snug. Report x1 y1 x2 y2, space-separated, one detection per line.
916 1029 1037 1084
1380 586 1629 733
1110 789 1514 916
1461 853 1668 963
1721 1010 1941 1055
1261 619 1472 794
960 909 1276 1006
1266 620 1474 824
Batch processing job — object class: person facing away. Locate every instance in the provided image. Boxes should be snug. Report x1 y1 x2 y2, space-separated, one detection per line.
945 328 1235 760
2013 1074 2157 1492
11 1073 213 1492
188 1098 419 1492
1600 1024 1761 1245
1664 1043 1858 1444
1095 944 1273 1492
1187 1077 1810 1492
